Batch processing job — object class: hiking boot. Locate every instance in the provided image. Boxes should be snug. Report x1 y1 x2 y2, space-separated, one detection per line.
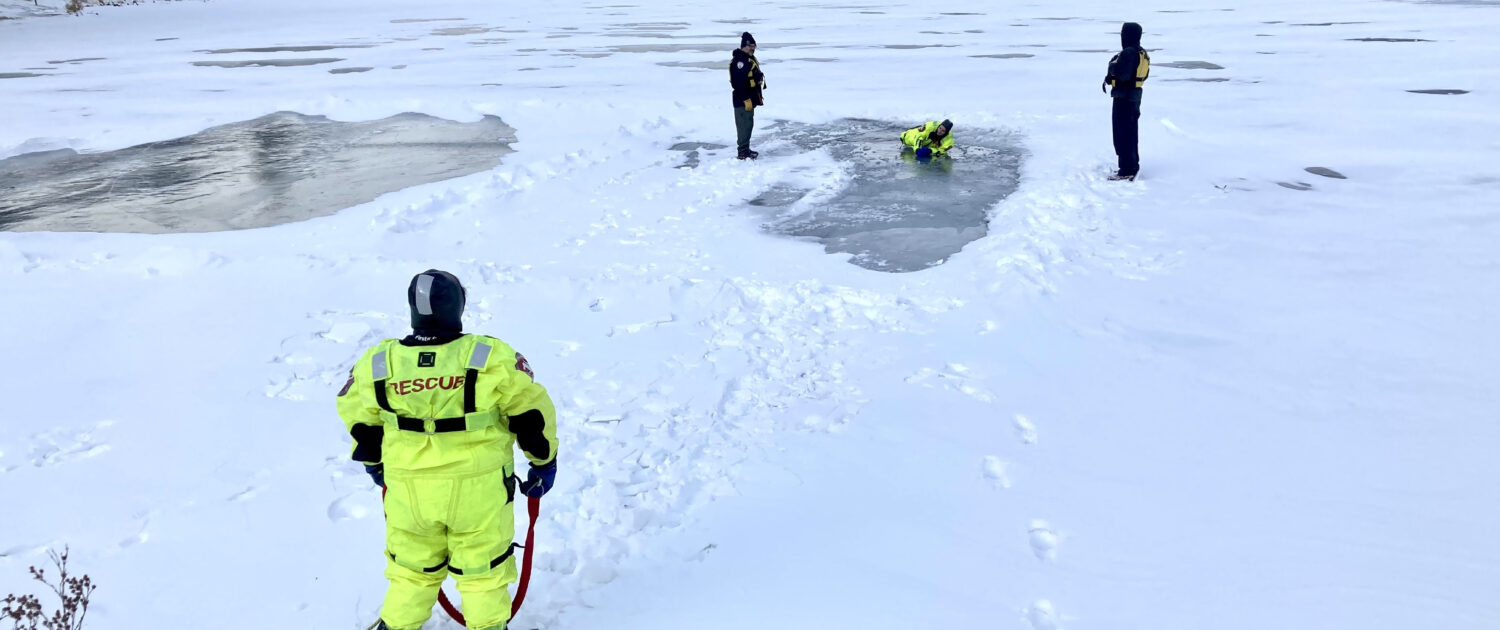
1107 172 1136 181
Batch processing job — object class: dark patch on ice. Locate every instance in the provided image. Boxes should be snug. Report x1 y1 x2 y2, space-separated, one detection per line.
670 142 728 169
518 67 540 71
605 43 730 53
972 53 1035 59
1292 21 1368 26
193 58 344 68
1305 167 1346 179
433 26 496 36
0 112 516 234
1012 44 1049 47
1256 34 1275 37
199 45 373 54
392 17 466 23
1347 37 1432 42
858 11 885 14
0 73 47 79
468 39 512 46
1277 181 1313 191
46 57 107 64
391 65 407 70
966 29 984 33
1157 60 1224 69
156 37 179 41
1263 20 1284 24
565 53 613 58
329 67 373 74
745 119 1024 273
1406 88 1469 94
608 22 687 30
941 12 984 15
518 48 547 52
714 18 760 24
57 88 112 92
23 67 57 70
658 61 727 70
482 83 503 86
1035 17 1080 20
1257 51 1276 54
422 47 443 51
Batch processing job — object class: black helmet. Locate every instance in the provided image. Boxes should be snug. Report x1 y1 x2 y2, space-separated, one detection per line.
408 269 466 332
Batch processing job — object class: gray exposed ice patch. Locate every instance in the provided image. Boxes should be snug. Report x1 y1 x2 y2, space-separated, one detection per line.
1277 181 1314 191
746 119 1024 273
1305 167 1347 179
1158 60 1224 69
670 142 728 169
1347 37 1432 42
657 60 724 70
433 26 496 36
200 45 374 54
329 67 374 74
193 58 344 68
0 112 516 233
1407 88 1469 94
0 73 47 79
47 57 107 64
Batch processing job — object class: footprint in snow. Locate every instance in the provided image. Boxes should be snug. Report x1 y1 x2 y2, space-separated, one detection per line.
1028 519 1058 561
982 456 1011 489
1014 414 1038 444
1026 600 1061 630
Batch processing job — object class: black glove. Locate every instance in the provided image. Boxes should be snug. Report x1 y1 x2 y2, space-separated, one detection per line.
364 463 384 487
519 460 557 498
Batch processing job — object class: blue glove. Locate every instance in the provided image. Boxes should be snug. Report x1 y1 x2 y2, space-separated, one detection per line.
916 147 933 159
364 463 384 488
519 461 557 498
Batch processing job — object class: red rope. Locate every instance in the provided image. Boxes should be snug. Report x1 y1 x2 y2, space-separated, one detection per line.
381 487 542 627
437 495 542 625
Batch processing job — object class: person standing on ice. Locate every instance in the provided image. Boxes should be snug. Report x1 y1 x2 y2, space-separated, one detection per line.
336 270 558 630
1103 21 1149 180
730 31 765 160
900 119 955 159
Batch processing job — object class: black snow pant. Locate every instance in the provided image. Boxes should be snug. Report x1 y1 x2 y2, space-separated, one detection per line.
735 106 755 154
1111 92 1141 176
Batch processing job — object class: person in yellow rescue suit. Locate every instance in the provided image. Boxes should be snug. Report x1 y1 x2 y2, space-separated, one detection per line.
1102 22 1149 180
900 119 955 159
337 270 558 630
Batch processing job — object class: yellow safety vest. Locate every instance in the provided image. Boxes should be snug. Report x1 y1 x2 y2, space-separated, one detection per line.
1106 50 1151 88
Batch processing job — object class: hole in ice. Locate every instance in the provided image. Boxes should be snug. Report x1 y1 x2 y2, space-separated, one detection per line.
0 112 516 233
744 119 1025 273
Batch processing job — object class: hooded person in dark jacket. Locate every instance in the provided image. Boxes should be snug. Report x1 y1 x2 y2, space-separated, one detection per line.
729 31 765 159
1103 22 1148 180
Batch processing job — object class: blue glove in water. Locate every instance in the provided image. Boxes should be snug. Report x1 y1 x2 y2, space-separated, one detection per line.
916 147 933 159
364 463 384 488
519 461 557 498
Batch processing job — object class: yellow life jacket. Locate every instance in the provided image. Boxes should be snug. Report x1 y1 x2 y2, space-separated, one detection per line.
1106 50 1151 88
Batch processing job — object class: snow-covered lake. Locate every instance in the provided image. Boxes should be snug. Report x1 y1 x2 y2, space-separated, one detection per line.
2 0 1496 629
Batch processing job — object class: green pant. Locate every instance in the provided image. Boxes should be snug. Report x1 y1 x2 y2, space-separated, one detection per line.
381 467 516 630
734 106 755 153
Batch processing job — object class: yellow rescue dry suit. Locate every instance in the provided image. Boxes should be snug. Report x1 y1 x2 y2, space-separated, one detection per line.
338 332 557 630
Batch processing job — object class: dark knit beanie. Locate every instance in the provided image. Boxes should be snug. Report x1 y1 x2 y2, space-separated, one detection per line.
940 119 954 131
408 269 466 332
741 32 757 47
